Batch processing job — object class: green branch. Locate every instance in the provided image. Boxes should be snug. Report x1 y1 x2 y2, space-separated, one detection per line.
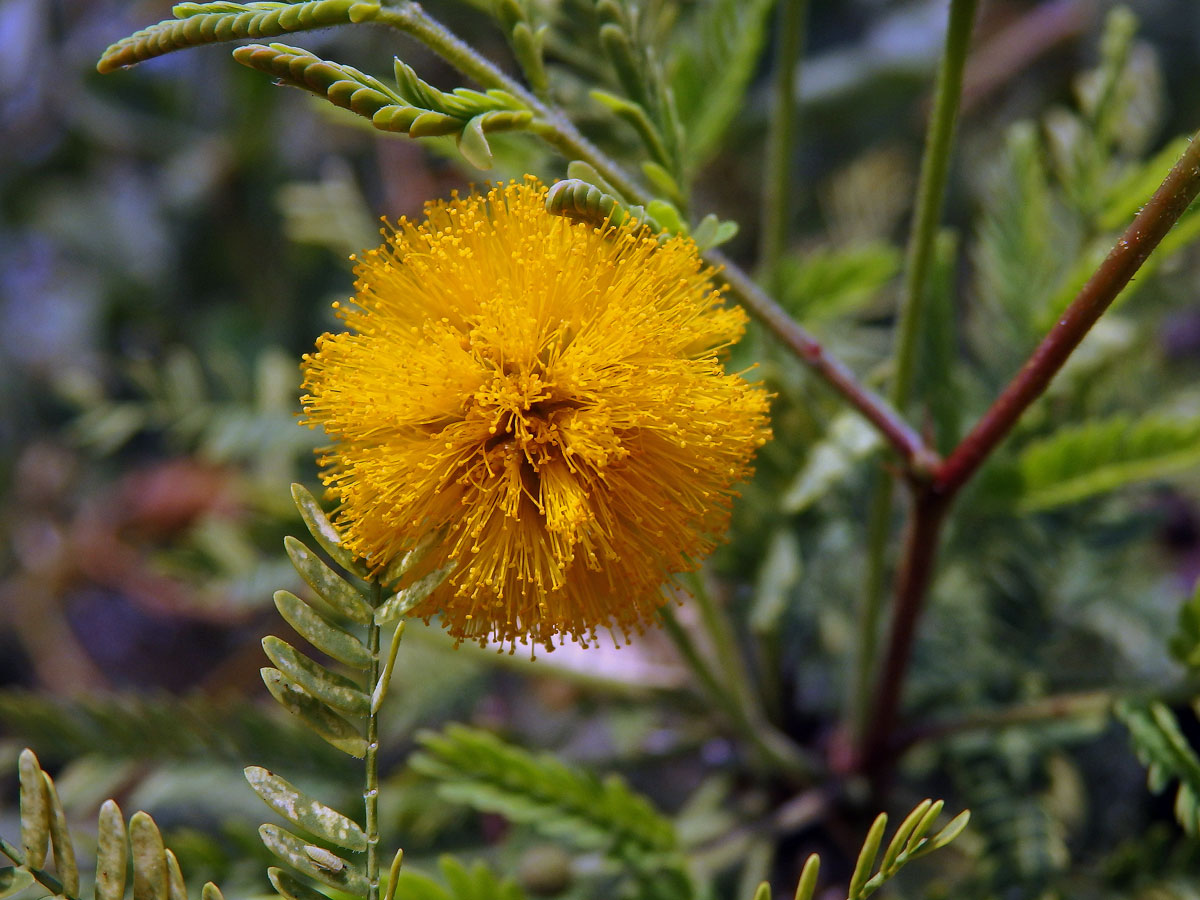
850 0 977 748
758 0 809 292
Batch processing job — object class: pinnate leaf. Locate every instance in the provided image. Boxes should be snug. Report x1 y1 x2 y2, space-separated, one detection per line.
98 0 379 72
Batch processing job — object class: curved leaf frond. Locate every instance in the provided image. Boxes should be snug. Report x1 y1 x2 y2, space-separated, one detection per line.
97 0 380 72
231 44 532 169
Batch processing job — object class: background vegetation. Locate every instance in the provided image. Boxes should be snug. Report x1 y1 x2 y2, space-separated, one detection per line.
7 1 1200 897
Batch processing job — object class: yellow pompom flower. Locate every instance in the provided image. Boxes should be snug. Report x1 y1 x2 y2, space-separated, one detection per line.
301 178 769 650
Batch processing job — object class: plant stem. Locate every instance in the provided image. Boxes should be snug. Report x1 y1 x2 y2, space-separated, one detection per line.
891 0 978 411
365 581 383 900
687 571 762 724
860 488 948 770
847 0 978 745
895 675 1200 753
759 0 809 293
658 604 816 780
0 837 67 898
711 251 933 469
849 472 895 741
936 130 1200 496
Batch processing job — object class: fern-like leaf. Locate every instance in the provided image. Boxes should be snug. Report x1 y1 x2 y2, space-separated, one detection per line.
1117 700 1200 836
1 750 222 900
392 856 527 900
749 800 967 900
97 0 379 72
777 242 901 322
411 725 682 876
1170 578 1200 668
980 414 1200 512
671 0 778 167
231 43 531 169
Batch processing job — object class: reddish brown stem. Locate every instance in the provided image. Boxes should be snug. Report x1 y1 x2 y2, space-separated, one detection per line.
860 133 1200 777
860 486 948 770
710 250 935 472
936 133 1200 496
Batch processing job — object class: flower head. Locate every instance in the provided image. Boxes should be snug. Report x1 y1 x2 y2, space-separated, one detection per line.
301 178 769 650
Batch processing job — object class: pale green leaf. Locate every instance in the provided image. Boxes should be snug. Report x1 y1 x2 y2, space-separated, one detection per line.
847 813 886 900
261 669 367 758
262 636 370 717
17 750 48 871
284 536 372 624
130 812 168 900
96 800 128 900
42 772 79 897
291 484 365 577
245 766 367 852
991 414 1200 512
258 826 367 894
273 591 372 668
165 850 186 900
267 866 331 900
98 0 380 72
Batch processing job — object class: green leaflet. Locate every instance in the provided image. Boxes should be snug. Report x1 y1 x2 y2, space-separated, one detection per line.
847 814 887 900
165 850 187 900
375 567 453 625
1117 700 1200 836
1169 579 1200 668
268 866 332 900
97 0 380 72
262 636 370 716
982 414 1200 512
42 772 78 897
1098 134 1194 230
3 752 224 900
258 826 368 895
231 44 532 170
96 801 128 900
974 122 1073 346
284 536 373 625
261 669 368 758
780 412 881 514
291 484 365 578
273 591 373 668
131 812 169 900
544 179 662 233
17 750 48 871
245 767 368 852
793 855 820 900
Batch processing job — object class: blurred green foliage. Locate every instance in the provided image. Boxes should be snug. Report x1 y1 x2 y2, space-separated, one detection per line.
8 2 1200 900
